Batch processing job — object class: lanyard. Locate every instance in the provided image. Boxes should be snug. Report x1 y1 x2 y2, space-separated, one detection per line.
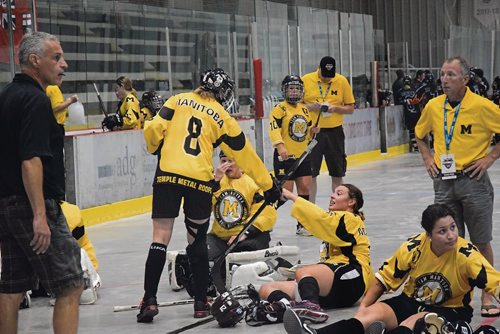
443 97 461 152
317 81 332 101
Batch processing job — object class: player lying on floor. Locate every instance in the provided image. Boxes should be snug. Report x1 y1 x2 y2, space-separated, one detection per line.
283 203 500 334
252 184 373 325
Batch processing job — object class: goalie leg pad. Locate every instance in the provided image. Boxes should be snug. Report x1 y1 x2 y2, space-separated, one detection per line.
166 250 190 291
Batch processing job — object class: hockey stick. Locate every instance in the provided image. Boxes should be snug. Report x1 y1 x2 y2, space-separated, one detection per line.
166 316 216 334
113 293 249 312
92 82 109 117
211 108 323 294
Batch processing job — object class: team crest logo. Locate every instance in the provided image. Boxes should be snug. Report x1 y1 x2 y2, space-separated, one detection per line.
325 63 334 71
413 272 451 305
288 114 308 142
442 157 454 169
214 189 248 229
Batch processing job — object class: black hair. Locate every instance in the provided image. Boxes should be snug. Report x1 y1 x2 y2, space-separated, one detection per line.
421 204 455 234
343 184 364 220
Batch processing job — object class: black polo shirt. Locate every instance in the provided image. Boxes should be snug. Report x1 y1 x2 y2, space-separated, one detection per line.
0 73 65 200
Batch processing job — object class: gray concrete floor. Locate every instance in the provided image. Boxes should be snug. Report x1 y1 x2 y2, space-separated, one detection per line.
18 153 500 333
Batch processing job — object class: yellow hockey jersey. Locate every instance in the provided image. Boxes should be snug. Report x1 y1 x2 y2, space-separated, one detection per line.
144 91 272 192
46 85 67 126
269 101 313 157
117 92 140 130
210 173 277 240
376 232 500 308
60 201 99 271
291 197 374 292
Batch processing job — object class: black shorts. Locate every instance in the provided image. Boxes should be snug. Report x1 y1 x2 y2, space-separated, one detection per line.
318 263 365 309
0 196 84 296
152 183 212 220
381 293 473 324
310 126 347 178
273 150 312 181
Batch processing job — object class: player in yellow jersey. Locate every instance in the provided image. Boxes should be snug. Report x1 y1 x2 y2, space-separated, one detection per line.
208 150 277 259
46 84 78 127
102 76 141 130
139 90 163 127
415 56 500 317
259 184 372 324
283 204 500 334
302 56 355 204
269 75 318 236
139 68 281 322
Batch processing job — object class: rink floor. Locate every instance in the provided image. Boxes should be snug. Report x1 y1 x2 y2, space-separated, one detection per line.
18 153 500 333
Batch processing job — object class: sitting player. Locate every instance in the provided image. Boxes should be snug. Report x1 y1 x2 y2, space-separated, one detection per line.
258 184 373 324
283 204 500 334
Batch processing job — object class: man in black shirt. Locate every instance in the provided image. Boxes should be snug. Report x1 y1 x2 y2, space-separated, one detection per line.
0 32 83 334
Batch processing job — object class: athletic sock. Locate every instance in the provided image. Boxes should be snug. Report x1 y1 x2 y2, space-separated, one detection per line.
298 276 320 304
267 290 292 303
316 318 364 334
143 242 167 299
386 326 413 334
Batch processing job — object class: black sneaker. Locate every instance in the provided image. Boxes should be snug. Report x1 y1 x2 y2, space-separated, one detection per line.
283 308 317 334
194 300 210 318
136 297 159 323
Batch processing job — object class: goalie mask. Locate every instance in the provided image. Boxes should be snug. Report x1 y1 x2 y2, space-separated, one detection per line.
210 292 245 328
403 75 412 89
200 68 235 110
140 91 164 116
281 75 304 104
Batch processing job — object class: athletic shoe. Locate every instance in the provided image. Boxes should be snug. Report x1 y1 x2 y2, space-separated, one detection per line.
283 308 317 334
136 297 159 323
19 291 31 309
291 300 328 323
296 225 312 236
365 321 386 334
194 300 210 318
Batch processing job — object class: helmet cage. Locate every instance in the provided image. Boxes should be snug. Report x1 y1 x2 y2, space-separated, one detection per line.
281 76 304 104
201 68 235 110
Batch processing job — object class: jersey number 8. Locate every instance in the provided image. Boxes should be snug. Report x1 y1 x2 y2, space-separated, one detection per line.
184 116 202 156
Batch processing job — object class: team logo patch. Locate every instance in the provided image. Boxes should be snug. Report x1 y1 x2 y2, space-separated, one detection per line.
288 114 308 142
214 189 248 229
413 272 451 305
325 63 334 71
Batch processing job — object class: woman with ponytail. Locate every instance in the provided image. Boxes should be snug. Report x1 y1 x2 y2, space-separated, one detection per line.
258 184 373 323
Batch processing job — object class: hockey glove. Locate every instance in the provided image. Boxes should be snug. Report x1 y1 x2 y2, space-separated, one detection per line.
263 175 282 205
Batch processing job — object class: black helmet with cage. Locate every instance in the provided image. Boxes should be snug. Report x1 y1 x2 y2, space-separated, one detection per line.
140 91 164 116
281 74 304 104
403 75 412 88
200 68 235 110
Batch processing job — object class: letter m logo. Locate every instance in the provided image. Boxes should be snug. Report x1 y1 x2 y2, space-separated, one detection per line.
460 124 472 134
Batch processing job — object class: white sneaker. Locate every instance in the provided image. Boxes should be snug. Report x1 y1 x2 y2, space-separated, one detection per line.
296 226 312 236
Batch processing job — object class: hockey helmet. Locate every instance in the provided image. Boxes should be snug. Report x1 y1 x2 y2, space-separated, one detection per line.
403 75 412 88
200 68 235 110
281 74 304 104
140 91 164 115
470 66 484 78
210 291 245 327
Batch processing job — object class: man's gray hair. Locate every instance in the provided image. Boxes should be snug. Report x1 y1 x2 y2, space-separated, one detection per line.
443 56 469 77
18 31 59 67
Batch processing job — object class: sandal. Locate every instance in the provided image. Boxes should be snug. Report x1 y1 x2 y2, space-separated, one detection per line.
481 304 500 318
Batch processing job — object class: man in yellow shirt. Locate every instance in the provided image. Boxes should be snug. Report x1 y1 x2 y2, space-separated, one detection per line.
415 56 500 317
302 56 355 203
46 84 78 127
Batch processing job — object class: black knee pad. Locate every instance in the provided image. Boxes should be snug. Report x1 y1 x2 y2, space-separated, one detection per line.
184 218 209 244
184 219 210 301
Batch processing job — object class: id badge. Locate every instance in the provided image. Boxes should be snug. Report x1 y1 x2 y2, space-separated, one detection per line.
440 153 457 180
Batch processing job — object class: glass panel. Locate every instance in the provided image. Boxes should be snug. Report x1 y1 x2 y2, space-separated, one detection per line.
0 0 35 89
